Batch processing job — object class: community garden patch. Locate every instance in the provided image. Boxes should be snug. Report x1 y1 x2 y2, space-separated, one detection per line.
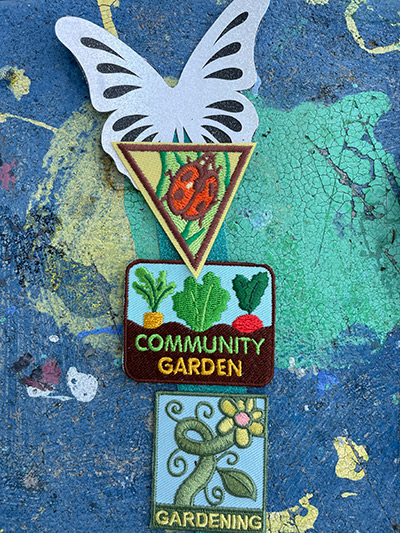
124 260 275 386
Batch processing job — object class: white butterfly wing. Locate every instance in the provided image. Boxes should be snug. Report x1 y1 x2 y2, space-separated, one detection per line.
55 16 175 178
55 0 270 178
175 0 270 143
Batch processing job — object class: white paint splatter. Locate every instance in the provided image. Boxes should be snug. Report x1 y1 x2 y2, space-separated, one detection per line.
67 367 98 402
307 0 329 5
288 357 307 378
49 335 60 343
26 386 72 401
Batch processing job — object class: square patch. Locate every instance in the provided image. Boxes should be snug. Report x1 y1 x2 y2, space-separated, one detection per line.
124 260 275 387
152 391 268 533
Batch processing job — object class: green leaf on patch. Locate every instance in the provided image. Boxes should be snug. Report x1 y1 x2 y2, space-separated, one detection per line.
132 267 176 312
216 467 257 501
232 271 269 314
172 272 230 331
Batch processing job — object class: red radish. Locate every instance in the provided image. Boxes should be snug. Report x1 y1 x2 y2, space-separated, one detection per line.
232 314 263 333
231 271 269 333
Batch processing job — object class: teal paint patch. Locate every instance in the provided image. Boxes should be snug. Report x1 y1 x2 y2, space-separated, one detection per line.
124 178 161 259
151 391 268 532
225 91 400 368
124 260 275 387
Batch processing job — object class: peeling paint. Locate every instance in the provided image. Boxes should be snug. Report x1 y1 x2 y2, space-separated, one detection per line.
0 111 57 132
0 66 31 100
66 367 98 402
0 159 16 191
97 0 120 37
226 92 400 367
345 0 400 54
26 103 136 354
334 436 369 480
267 493 319 532
307 0 329 5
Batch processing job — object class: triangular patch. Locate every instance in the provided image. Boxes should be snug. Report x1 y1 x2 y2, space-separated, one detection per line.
113 142 255 277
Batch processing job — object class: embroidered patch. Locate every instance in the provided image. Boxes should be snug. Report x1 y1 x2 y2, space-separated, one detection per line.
124 260 275 387
152 391 268 532
114 143 255 277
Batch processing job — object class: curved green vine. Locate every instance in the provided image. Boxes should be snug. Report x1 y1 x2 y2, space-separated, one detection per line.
167 448 188 477
166 400 184 422
166 398 263 508
195 401 214 421
204 485 224 506
173 417 235 506
216 450 239 466
175 417 235 457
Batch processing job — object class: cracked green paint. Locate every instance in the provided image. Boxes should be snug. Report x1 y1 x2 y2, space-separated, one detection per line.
125 91 399 369
36 91 398 369
224 91 399 368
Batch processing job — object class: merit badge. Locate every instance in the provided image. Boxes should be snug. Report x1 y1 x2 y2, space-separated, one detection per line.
152 391 268 533
124 260 275 387
114 143 254 277
55 0 270 275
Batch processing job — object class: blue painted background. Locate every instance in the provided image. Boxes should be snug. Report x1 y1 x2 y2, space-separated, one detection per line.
1 0 399 531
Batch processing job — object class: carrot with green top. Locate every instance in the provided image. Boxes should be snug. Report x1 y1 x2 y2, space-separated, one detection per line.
132 267 176 328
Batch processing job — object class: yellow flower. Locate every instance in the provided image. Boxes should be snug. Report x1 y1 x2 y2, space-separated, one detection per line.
217 397 264 448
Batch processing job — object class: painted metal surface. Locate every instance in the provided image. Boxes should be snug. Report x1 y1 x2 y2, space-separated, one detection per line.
0 0 399 531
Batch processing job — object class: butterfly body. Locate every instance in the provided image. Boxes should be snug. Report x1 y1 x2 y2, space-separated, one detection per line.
55 0 270 186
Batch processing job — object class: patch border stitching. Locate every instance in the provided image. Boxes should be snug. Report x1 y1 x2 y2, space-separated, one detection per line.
113 142 256 277
151 390 269 533
123 259 276 387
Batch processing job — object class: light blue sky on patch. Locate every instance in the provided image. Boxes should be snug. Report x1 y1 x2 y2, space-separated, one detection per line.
127 263 273 327
154 392 267 510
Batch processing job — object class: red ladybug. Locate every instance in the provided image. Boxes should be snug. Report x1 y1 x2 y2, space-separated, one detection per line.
165 152 221 225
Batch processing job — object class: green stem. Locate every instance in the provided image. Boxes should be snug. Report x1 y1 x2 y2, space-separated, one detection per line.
174 151 184 166
185 227 205 246
181 220 193 240
224 151 231 189
173 417 235 506
199 285 213 332
142 272 157 311
156 152 168 198
174 455 216 506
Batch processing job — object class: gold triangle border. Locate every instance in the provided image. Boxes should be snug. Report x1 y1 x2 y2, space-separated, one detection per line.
113 142 256 277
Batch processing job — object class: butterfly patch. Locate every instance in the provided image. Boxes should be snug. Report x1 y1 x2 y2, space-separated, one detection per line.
124 260 275 387
114 143 254 276
55 0 270 183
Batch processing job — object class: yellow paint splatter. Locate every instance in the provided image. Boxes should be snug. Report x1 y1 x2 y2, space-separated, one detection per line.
266 493 319 532
0 112 57 133
26 103 136 353
0 66 31 100
341 492 358 498
334 436 369 480
307 0 329 5
164 76 178 88
345 0 400 54
97 0 120 37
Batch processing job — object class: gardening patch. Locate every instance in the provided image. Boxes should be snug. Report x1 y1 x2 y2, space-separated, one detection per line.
151 391 268 532
124 260 275 386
